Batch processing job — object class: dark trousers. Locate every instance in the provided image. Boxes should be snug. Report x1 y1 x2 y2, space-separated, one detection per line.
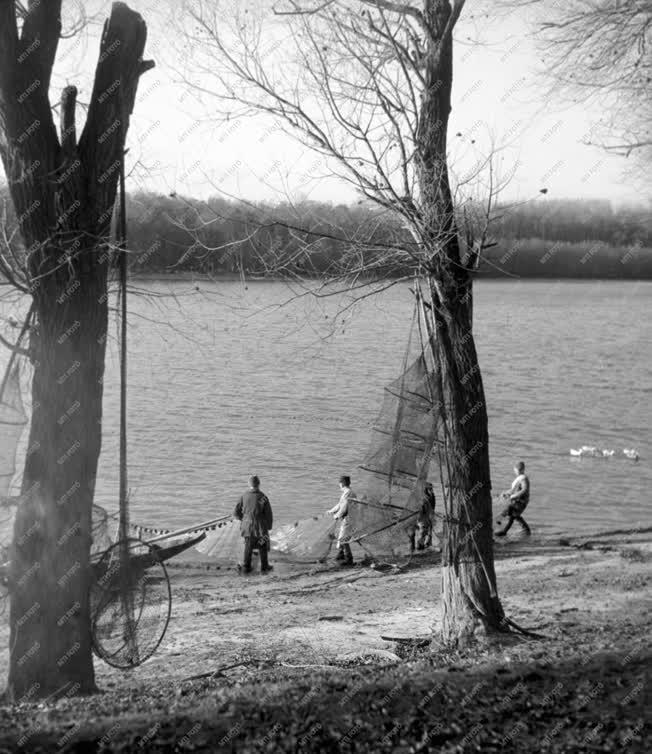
496 513 531 536
243 537 270 572
336 542 353 564
410 520 433 552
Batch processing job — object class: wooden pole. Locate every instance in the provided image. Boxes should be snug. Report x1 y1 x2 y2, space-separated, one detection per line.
118 140 129 544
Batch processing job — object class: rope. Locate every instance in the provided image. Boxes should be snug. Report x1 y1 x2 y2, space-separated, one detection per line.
129 519 232 537
349 509 420 546
103 507 234 537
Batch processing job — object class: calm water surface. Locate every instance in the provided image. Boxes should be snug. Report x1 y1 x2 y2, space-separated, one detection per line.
7 279 652 537
91 278 652 538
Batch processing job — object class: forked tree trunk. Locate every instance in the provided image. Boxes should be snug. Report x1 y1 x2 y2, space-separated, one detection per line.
0 2 153 700
418 0 504 644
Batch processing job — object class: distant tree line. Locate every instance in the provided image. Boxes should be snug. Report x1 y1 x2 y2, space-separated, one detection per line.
127 193 652 279
2 187 651 279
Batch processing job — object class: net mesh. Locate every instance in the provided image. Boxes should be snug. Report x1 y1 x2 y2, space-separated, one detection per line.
194 519 246 561
267 344 446 565
347 353 444 565
90 538 171 668
272 513 338 562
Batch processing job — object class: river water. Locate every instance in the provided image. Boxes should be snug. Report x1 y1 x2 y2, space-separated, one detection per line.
5 278 652 537
88 278 650 539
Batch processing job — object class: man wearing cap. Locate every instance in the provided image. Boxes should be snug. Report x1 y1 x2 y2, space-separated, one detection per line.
234 475 274 574
328 475 355 566
496 461 531 537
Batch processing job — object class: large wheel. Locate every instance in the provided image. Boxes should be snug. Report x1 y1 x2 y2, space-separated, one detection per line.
90 538 171 668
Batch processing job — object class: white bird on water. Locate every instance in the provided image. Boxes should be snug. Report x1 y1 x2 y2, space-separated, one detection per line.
569 446 634 459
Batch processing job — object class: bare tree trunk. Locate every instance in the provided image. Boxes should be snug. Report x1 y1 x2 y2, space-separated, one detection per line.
11 267 108 696
0 1 153 700
418 0 503 645
429 278 503 644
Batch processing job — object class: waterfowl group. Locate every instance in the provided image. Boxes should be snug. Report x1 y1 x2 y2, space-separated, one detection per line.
569 445 639 461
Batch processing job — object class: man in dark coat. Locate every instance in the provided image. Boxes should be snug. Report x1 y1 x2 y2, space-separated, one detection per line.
234 475 274 574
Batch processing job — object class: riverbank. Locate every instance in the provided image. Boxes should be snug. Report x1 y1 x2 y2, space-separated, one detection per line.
1 535 651 752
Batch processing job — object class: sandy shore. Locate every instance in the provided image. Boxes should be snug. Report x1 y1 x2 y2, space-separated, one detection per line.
0 534 650 751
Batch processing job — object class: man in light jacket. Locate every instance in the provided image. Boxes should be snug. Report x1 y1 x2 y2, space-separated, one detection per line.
234 475 274 574
328 475 354 566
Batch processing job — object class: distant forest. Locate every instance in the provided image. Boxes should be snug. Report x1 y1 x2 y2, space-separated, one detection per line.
126 193 652 279
2 188 651 279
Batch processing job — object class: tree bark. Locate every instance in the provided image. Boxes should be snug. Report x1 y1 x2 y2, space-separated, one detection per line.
0 1 153 700
430 278 504 645
418 0 504 645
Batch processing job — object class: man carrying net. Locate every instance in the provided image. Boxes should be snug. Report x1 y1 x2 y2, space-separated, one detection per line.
495 461 531 537
328 475 355 566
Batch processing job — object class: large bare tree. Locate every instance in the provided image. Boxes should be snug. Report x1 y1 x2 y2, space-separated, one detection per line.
176 0 506 645
0 1 153 699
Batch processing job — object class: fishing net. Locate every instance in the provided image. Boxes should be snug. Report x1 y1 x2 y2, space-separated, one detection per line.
272 513 338 563
90 504 113 557
347 352 445 566
90 538 171 668
266 333 447 566
195 519 247 561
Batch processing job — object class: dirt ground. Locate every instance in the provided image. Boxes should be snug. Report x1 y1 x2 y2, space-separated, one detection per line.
0 534 650 752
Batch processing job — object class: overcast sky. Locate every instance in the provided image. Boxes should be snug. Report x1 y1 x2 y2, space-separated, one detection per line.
48 1 650 207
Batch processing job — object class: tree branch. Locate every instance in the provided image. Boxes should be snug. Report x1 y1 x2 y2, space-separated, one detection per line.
20 0 63 94
360 0 426 29
78 1 155 234
0 329 29 356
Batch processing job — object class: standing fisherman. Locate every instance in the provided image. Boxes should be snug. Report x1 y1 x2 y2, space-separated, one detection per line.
234 475 274 574
411 481 436 551
495 461 531 537
328 475 355 566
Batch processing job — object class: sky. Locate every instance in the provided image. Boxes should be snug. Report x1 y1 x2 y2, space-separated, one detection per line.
24 1 652 207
